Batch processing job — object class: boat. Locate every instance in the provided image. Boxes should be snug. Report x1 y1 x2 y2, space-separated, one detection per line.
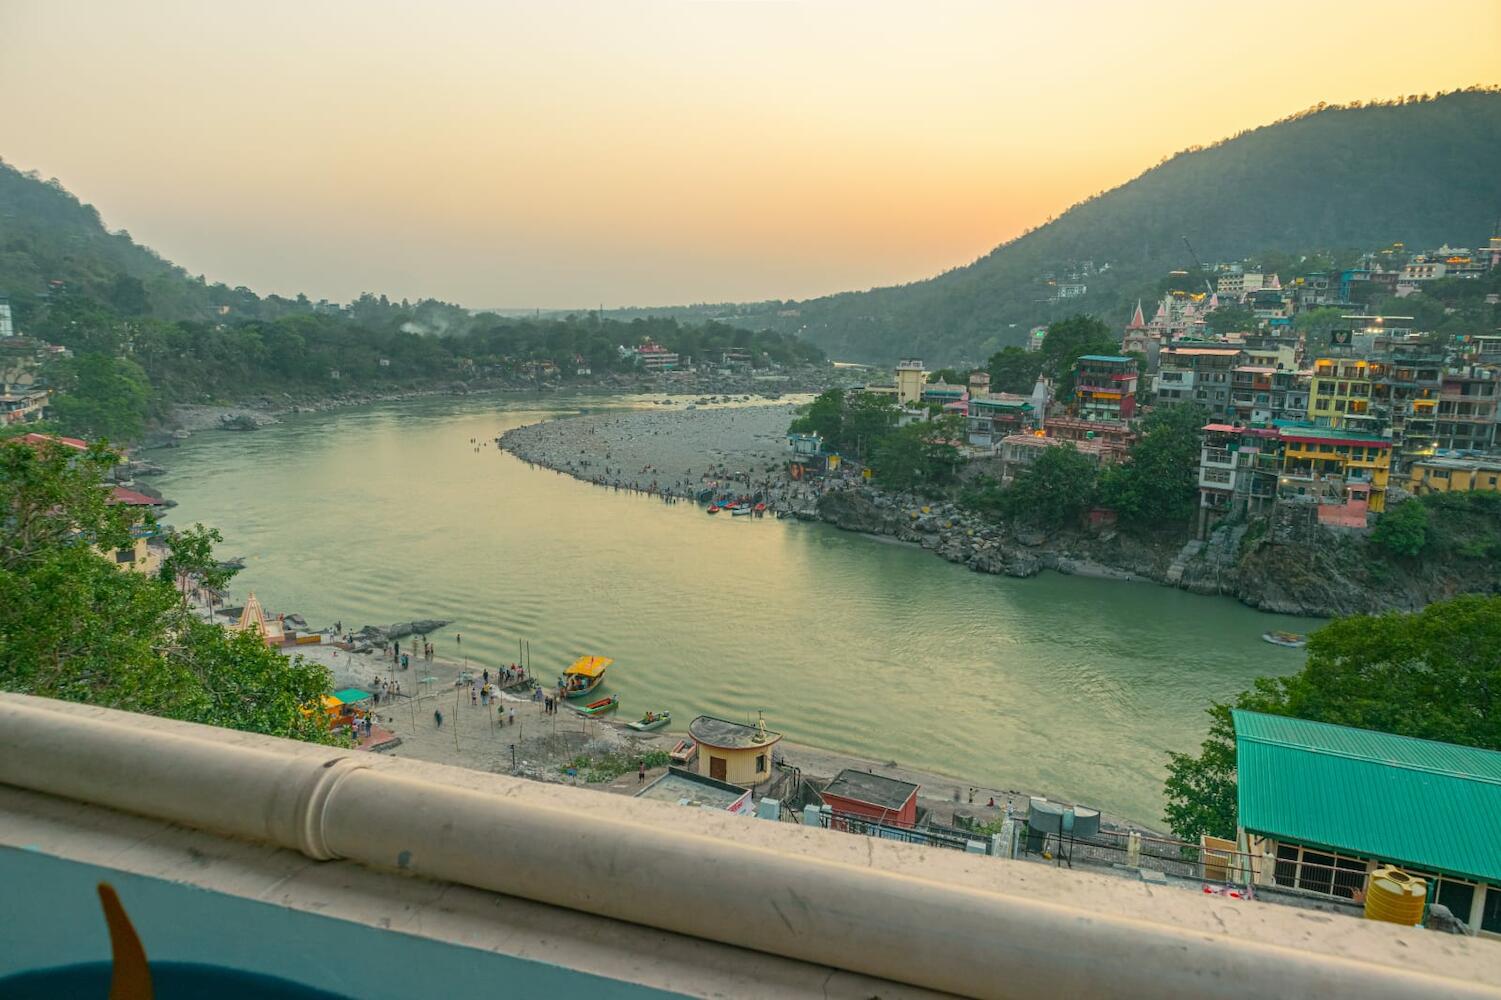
1262 631 1307 648
573 694 620 716
627 710 671 732
558 655 613 699
730 506 753 516
706 504 720 515
754 502 767 514
668 739 697 765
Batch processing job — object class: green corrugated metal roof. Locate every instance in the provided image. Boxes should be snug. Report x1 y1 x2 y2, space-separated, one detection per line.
1233 710 1501 882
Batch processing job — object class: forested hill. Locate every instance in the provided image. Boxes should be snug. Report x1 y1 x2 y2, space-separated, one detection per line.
612 90 1501 363
0 160 823 443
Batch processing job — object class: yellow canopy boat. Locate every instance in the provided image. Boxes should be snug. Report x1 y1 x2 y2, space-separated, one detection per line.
559 655 613 699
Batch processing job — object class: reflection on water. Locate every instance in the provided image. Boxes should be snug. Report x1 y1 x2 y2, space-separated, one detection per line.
154 393 1314 824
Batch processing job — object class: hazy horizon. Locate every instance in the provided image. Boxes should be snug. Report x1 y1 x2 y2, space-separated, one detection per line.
2 1 1496 310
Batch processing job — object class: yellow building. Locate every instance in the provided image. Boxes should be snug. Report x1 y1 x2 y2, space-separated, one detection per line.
1277 425 1393 513
894 359 928 407
1307 357 1382 428
688 715 783 787
1407 457 1501 494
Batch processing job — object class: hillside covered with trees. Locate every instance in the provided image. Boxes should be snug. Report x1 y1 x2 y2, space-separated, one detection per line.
0 160 824 442
612 90 1501 363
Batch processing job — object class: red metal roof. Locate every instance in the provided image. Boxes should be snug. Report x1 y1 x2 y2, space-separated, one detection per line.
19 432 88 451
109 486 163 506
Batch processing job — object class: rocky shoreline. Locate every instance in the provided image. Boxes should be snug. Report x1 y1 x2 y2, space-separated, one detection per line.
496 404 1484 620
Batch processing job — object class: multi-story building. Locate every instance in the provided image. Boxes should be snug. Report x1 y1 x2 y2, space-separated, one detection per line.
1216 271 1265 299
1154 346 1244 418
894 359 927 405
635 340 679 372
967 394 1036 450
1043 416 1137 462
1229 366 1275 424
1277 423 1393 513
1072 355 1137 422
1307 352 1442 470
1435 367 1500 453
1197 423 1282 535
1407 457 1501 495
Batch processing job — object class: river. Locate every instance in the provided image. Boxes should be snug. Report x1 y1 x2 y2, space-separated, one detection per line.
153 393 1317 825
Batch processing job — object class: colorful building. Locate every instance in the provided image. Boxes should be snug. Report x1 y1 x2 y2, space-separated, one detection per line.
687 715 782 787
1276 423 1392 513
1071 355 1137 422
1197 424 1281 536
1307 353 1440 469
1233 710 1501 936
1407 457 1501 495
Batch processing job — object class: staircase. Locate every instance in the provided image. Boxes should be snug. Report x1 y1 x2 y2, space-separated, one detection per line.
1164 540 1203 585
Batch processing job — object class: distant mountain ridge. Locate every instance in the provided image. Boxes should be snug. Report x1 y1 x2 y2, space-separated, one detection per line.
611 90 1501 363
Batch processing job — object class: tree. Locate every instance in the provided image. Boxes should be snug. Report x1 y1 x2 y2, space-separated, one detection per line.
0 437 341 745
1371 499 1430 557
997 444 1098 529
841 392 899 460
1205 304 1257 337
788 388 845 446
47 354 153 443
1039 315 1114 378
930 368 967 386
1098 404 1207 528
986 346 1044 394
873 416 964 492
1163 595 1501 840
160 523 239 609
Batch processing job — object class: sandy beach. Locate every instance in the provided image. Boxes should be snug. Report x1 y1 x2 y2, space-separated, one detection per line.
499 403 829 511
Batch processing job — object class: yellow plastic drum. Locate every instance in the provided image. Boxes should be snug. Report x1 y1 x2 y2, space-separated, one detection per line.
1364 866 1426 926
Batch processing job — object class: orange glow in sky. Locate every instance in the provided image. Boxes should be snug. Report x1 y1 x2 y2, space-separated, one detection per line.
2 1 1496 307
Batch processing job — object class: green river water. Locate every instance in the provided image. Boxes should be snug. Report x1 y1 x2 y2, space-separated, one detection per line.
153 393 1316 825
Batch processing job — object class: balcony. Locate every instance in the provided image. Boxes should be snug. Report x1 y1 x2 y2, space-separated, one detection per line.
3 694 1498 998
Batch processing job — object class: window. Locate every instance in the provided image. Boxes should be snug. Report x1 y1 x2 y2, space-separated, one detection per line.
115 548 135 564
756 753 767 774
1273 843 1367 898
1484 885 1501 934
1202 468 1232 484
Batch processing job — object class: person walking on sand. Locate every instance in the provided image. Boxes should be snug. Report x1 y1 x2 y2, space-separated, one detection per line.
508 707 516 727
434 708 443 728
638 760 646 783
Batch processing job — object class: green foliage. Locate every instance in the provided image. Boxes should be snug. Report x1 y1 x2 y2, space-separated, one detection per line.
159 523 238 606
930 367 968 385
872 416 964 492
1204 304 1256 337
46 354 152 443
562 748 672 783
982 443 1098 530
1163 704 1241 844
986 346 1044 394
1371 499 1430 557
1098 404 1207 528
0 438 340 744
787 389 899 462
1037 315 1117 396
1163 595 1501 839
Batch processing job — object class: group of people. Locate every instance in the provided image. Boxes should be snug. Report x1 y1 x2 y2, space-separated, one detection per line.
389 638 439 670
370 676 402 704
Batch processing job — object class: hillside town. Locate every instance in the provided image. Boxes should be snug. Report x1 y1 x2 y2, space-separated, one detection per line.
783 230 1501 548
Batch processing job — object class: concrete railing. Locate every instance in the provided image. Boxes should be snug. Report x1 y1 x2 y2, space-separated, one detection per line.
2 693 1498 999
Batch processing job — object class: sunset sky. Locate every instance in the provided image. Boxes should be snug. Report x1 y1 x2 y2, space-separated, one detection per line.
2 1 1496 308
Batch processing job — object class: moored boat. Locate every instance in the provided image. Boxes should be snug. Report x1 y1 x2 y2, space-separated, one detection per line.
1262 631 1307 648
706 504 720 514
559 655 613 698
573 694 620 716
730 506 753 516
627 709 671 732
668 739 697 765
